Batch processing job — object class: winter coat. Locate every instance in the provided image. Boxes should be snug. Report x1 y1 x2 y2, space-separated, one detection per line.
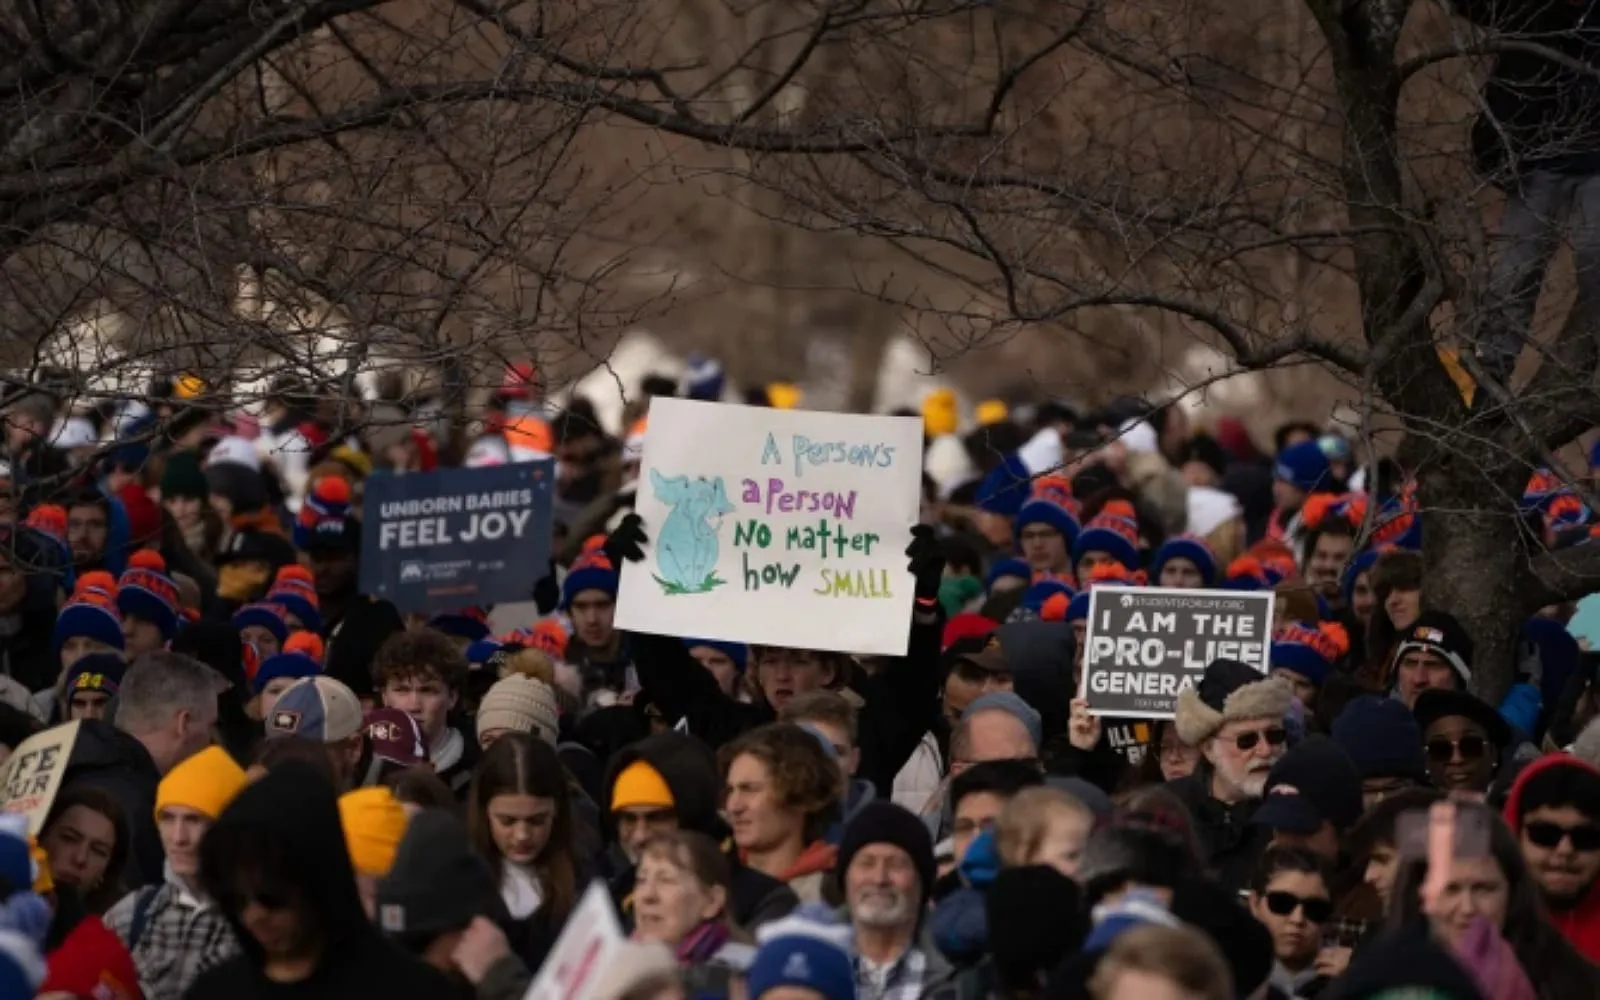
892 731 944 814
629 605 945 796
104 866 239 1000
1456 0 1600 178
65 719 164 888
602 731 799 930
1166 765 1272 893
183 761 453 1000
1503 753 1600 963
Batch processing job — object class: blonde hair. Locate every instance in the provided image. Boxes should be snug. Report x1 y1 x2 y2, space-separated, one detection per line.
500 647 556 687
1089 925 1232 1000
996 786 1092 868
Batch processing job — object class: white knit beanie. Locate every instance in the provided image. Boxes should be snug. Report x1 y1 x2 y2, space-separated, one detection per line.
476 675 560 746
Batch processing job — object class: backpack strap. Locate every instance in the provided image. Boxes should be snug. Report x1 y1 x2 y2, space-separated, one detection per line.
126 885 160 952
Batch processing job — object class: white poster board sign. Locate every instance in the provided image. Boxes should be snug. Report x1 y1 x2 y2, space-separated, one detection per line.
522 881 627 1000
0 720 82 835
615 398 922 655
1082 587 1274 720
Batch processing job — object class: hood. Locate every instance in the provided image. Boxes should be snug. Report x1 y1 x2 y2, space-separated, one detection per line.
601 731 721 837
66 718 157 778
993 620 1076 740
1502 752 1600 825
199 760 370 969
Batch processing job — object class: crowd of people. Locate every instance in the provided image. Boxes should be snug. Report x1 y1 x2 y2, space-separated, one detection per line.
0 362 1597 1000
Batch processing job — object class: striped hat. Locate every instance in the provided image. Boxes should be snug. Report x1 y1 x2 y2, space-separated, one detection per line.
115 551 180 639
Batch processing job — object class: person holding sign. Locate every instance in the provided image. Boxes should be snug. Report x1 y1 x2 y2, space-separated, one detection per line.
606 513 948 798
1170 660 1294 891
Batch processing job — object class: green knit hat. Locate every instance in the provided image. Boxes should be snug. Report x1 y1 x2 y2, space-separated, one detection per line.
160 450 209 501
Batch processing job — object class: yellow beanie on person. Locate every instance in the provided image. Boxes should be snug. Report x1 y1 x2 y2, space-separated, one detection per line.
922 389 959 438
610 760 674 813
155 746 249 821
339 787 408 877
976 399 1009 426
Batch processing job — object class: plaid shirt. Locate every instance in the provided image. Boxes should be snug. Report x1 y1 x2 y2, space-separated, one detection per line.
104 880 240 1000
856 945 930 1000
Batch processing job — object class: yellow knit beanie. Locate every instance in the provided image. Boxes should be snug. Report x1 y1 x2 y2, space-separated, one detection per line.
339 787 409 876
610 760 674 813
155 746 249 821
922 388 959 438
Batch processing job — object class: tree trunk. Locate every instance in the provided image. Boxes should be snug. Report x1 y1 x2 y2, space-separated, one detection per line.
1416 453 1525 705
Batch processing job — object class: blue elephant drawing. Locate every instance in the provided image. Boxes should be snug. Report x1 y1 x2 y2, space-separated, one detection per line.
651 470 735 593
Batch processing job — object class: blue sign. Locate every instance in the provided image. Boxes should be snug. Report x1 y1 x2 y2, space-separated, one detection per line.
360 462 554 613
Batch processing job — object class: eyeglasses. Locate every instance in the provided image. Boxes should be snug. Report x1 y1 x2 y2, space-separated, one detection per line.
1232 727 1287 752
1525 821 1600 852
1264 890 1333 924
1425 736 1488 763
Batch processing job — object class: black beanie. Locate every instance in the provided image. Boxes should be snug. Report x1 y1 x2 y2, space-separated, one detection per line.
837 802 936 907
987 865 1087 995
323 596 405 700
376 809 509 941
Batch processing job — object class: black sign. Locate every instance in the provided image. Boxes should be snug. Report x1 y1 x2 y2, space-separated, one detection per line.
360 463 554 613
1082 586 1274 719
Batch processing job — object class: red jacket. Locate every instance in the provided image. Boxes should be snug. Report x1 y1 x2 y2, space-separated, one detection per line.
1503 753 1600 963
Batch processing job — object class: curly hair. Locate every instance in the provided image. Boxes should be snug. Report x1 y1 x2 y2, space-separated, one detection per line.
718 723 843 843
372 627 469 692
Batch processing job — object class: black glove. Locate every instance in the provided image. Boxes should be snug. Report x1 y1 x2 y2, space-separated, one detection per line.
604 513 649 566
532 557 560 614
906 524 944 602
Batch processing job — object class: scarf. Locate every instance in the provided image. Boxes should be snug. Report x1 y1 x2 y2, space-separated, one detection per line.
675 920 730 964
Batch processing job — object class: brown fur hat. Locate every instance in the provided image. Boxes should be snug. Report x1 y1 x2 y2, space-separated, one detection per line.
1174 659 1293 746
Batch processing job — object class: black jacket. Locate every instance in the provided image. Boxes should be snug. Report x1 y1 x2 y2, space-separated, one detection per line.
603 732 797 929
1459 0 1600 177
628 606 944 796
184 761 453 1000
64 720 163 888
1165 766 1271 893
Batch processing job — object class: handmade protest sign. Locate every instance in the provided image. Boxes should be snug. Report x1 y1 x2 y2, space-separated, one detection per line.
1082 587 1274 719
522 881 626 1000
0 721 81 834
361 463 554 614
614 397 922 655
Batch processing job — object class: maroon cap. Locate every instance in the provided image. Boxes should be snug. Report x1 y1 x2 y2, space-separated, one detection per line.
363 707 429 766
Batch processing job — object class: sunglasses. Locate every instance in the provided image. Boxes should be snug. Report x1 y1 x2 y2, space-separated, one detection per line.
1264 890 1333 924
1525 821 1600 852
1425 736 1488 763
1232 727 1287 752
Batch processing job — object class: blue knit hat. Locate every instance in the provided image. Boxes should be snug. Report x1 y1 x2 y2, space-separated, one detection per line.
1270 622 1341 689
1020 579 1075 614
1071 500 1141 571
115 551 181 640
1274 439 1332 494
985 558 1032 594
427 607 491 642
1083 888 1181 953
683 638 748 673
560 552 617 609
976 453 1032 517
1013 476 1081 548
1066 591 1091 623
232 602 290 645
1341 548 1383 607
1150 535 1218 587
252 651 321 695
64 652 127 699
52 598 124 659
266 566 321 633
747 916 857 1000
293 476 358 552
1330 695 1427 783
681 355 726 402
